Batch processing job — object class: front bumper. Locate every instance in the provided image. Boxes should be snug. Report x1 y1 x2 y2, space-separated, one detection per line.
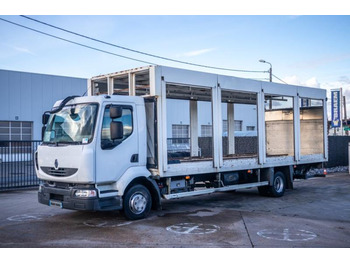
38 183 122 211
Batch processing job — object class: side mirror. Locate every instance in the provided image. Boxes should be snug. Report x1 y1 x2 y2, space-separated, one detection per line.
42 113 50 125
110 106 123 119
110 121 124 140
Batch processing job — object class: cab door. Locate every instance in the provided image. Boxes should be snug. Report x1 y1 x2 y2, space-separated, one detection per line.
95 103 139 184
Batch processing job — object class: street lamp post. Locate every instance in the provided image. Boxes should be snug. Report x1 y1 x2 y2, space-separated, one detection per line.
259 59 272 82
259 59 273 109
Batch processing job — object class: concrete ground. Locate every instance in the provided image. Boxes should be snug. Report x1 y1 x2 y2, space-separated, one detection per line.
0 172 349 248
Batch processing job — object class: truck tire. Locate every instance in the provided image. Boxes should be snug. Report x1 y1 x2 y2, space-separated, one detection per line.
123 184 152 220
269 171 286 197
258 171 286 197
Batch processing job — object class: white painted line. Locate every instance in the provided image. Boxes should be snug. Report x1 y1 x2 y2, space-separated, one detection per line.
257 228 317 241
166 223 220 234
7 214 53 222
83 218 133 228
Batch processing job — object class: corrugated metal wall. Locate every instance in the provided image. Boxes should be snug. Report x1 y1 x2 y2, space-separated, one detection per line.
0 69 87 140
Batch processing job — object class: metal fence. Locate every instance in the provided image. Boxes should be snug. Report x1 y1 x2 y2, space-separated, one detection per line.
0 137 348 191
0 140 41 191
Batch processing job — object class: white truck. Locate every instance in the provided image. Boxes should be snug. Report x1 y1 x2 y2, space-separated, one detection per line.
35 65 328 220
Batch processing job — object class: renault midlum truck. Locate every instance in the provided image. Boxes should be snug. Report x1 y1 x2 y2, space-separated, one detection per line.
35 65 328 220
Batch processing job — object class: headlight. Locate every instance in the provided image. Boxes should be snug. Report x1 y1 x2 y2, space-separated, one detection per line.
75 190 97 198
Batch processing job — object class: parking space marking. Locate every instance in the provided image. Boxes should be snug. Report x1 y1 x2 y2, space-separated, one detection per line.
257 228 317 241
83 218 133 228
166 223 220 234
187 209 222 217
7 214 53 222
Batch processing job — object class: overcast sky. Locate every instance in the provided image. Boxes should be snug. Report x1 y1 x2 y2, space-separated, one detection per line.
1 12 350 117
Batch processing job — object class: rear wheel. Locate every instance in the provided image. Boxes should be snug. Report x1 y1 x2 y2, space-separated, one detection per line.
258 171 286 197
270 172 286 197
123 184 152 220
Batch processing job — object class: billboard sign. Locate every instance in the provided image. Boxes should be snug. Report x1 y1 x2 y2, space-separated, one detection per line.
331 89 341 128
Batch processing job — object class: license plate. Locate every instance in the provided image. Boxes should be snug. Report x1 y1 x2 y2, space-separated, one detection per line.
49 200 63 208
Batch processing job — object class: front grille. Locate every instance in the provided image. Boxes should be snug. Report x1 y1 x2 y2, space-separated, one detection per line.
41 166 78 177
50 193 64 201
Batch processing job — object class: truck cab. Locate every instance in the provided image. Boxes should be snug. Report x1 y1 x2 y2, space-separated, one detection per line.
35 95 160 220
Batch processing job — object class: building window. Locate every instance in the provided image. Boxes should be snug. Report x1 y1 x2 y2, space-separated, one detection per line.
222 120 243 135
0 121 32 141
246 126 255 131
171 124 189 144
223 120 227 135
172 124 189 138
235 120 243 131
201 125 212 137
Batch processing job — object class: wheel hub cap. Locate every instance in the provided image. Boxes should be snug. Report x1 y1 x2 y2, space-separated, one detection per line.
129 193 147 214
274 176 284 193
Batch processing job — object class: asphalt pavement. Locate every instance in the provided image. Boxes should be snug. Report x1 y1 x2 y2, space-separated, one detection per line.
0 172 349 248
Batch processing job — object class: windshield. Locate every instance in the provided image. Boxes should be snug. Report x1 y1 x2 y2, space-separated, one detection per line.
43 103 98 144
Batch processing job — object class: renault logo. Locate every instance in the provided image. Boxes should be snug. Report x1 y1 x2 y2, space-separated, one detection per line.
54 159 59 170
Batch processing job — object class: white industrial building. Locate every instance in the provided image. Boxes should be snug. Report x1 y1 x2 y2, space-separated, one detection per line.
0 69 257 144
166 99 257 139
0 69 87 141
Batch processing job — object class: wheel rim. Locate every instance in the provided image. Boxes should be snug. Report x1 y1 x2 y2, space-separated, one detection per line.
129 192 147 215
274 176 284 193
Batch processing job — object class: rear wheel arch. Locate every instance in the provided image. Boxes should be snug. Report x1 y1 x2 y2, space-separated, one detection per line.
275 165 293 189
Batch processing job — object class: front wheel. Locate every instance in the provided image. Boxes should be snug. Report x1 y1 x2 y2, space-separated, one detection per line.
123 184 152 220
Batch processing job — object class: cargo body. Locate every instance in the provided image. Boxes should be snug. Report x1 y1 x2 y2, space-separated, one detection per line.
35 65 328 219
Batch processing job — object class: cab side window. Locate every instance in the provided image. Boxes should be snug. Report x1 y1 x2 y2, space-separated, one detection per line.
101 105 133 149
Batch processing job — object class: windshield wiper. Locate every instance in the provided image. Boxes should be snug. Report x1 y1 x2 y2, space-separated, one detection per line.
67 141 83 145
55 141 82 145
43 141 82 146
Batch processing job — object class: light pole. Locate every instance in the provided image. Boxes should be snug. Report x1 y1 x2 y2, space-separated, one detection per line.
259 59 273 109
259 59 272 82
